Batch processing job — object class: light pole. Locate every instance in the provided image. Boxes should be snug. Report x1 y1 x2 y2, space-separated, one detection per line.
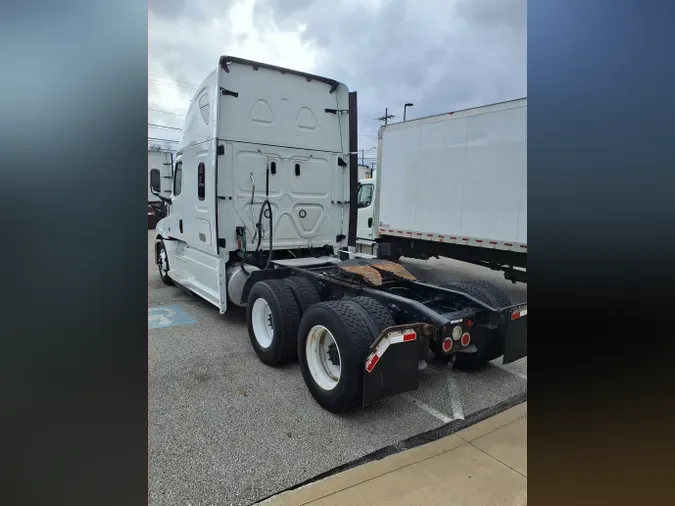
403 102 414 121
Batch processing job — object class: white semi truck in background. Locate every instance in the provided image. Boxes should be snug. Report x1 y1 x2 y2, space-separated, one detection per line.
356 98 527 283
149 57 527 413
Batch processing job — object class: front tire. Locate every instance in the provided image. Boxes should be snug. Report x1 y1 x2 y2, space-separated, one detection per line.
157 240 174 286
246 280 300 366
298 301 378 413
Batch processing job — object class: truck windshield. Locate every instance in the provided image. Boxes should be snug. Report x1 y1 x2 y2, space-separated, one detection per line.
357 183 373 208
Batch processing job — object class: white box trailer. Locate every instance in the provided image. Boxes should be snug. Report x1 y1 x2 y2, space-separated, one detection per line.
358 98 527 282
149 57 527 413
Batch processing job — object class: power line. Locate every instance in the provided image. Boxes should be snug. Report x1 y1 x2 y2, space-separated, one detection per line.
149 74 201 88
148 75 198 88
148 79 198 93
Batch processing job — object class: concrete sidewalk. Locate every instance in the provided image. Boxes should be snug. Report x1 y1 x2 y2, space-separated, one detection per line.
258 402 527 506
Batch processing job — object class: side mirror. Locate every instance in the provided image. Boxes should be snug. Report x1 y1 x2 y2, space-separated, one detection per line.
150 169 161 193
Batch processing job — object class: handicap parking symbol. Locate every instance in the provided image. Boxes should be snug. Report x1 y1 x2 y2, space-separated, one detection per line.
148 305 195 330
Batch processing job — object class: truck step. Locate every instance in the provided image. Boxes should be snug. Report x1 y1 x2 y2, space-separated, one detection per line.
168 269 192 284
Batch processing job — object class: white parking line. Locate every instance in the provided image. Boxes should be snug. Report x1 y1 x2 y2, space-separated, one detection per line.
445 373 465 421
490 362 528 381
401 393 453 424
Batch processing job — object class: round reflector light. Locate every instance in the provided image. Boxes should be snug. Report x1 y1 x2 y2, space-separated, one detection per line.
442 337 453 353
460 333 471 346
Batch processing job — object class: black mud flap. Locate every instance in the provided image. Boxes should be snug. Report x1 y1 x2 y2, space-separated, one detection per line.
501 303 527 364
362 324 428 406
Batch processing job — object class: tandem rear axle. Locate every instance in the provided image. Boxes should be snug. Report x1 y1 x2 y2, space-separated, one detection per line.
237 257 527 413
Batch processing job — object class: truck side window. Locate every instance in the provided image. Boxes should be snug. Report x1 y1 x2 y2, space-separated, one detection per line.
199 93 210 124
174 162 182 196
197 162 205 200
357 183 373 208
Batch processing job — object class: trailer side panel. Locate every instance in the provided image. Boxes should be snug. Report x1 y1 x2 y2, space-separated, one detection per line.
378 99 527 246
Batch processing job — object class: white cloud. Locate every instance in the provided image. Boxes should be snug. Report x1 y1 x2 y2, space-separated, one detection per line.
149 0 327 130
149 0 526 158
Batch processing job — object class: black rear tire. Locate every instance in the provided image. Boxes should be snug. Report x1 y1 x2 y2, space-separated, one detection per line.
298 300 378 413
283 276 321 317
348 296 395 336
453 345 499 370
157 240 174 286
469 279 512 308
246 279 300 366
442 280 499 308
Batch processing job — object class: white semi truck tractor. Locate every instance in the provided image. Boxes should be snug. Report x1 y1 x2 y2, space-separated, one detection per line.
150 57 528 413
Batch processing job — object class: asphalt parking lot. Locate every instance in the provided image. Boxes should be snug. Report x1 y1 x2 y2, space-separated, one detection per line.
148 232 527 506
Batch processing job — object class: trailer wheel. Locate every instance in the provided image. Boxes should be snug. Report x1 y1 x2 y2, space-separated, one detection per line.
247 279 300 366
298 301 377 413
282 276 321 317
157 241 174 286
440 280 504 370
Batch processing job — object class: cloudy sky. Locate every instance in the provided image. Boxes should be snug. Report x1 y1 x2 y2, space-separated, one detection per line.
149 0 526 164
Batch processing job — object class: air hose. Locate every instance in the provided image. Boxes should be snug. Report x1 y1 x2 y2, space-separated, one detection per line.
240 166 273 273
255 199 273 270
